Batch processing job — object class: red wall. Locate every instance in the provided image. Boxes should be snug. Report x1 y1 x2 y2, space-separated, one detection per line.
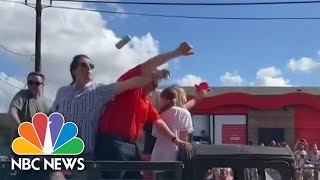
189 92 320 146
294 105 320 146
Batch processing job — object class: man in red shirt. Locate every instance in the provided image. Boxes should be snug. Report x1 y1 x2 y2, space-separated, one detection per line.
95 42 193 179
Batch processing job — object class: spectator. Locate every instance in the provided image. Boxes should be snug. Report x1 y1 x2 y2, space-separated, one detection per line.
205 168 220 180
281 142 289 148
8 71 50 180
295 150 314 180
9 71 49 126
270 140 276 147
199 130 211 144
294 139 309 160
295 150 311 169
219 168 233 180
294 139 309 151
308 144 320 166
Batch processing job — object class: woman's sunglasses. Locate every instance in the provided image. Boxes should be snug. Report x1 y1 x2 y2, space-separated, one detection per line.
79 62 95 69
27 80 43 86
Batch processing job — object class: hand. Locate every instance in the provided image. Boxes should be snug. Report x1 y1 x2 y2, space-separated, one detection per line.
174 138 191 147
195 89 207 100
153 69 170 81
175 42 193 56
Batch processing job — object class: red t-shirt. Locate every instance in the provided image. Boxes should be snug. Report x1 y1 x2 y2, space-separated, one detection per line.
98 65 160 140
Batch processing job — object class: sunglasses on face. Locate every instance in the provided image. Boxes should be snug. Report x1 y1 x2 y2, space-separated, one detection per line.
79 62 94 69
27 80 43 86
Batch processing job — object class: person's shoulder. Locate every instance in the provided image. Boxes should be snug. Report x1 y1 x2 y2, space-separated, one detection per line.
56 85 72 95
117 65 142 81
15 89 29 96
58 85 71 91
11 89 29 101
172 106 191 115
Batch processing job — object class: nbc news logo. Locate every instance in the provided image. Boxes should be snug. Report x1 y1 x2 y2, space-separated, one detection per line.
11 113 85 171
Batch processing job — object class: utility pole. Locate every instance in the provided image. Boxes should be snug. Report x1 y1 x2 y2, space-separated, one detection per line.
25 0 52 72
35 0 42 72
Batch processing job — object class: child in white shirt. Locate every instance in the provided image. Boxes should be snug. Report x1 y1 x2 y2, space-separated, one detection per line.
151 86 194 161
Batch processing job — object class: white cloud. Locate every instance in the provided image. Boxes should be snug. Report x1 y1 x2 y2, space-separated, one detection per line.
92 0 127 19
106 3 127 19
0 1 162 112
220 71 243 86
177 74 204 86
287 57 320 73
252 66 291 86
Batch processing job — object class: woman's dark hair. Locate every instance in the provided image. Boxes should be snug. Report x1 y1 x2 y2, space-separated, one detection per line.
159 87 178 113
70 54 90 85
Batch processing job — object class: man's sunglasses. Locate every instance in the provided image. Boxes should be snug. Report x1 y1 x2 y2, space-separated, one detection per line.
79 62 95 69
27 80 43 86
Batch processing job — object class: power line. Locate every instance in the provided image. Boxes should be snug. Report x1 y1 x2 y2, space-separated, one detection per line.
0 44 34 57
52 0 320 6
49 5 320 20
2 0 320 21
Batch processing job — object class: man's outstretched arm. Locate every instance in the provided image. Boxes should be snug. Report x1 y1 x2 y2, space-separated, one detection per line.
114 69 170 95
141 42 193 75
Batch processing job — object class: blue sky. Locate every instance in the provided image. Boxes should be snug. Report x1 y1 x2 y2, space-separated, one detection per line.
1 0 320 87
99 1 320 86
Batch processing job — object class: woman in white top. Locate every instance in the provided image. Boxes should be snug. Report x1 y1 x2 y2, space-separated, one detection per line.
151 86 194 161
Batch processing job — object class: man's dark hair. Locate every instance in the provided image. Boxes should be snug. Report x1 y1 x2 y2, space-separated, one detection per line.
70 54 90 85
27 71 45 81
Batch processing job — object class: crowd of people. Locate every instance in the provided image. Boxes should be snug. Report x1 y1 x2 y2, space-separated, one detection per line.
259 139 320 179
205 168 234 180
292 139 320 180
258 139 320 180
7 42 210 180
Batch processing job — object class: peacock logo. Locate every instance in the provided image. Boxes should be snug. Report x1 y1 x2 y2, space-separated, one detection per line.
11 112 84 155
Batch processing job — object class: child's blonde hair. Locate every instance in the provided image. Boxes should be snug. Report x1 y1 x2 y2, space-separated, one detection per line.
169 85 187 109
159 87 178 113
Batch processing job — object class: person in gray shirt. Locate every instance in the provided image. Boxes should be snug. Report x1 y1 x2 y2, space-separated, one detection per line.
8 71 51 180
8 71 48 125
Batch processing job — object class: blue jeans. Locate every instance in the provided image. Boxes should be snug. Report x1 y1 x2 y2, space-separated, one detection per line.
94 133 142 180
